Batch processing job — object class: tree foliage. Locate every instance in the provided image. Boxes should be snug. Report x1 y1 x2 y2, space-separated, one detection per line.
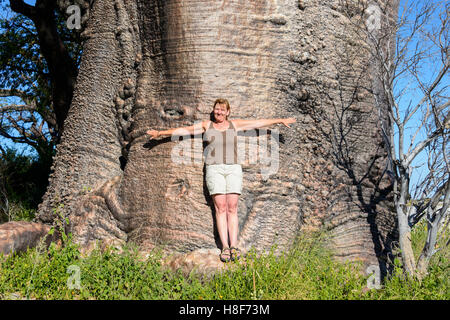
0 0 82 161
0 0 82 214
0 148 50 222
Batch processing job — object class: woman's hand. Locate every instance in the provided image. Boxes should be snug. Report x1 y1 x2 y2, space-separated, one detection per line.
146 129 160 140
280 118 296 128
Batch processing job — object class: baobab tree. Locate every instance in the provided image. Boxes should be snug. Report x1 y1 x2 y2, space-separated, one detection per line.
1 0 400 274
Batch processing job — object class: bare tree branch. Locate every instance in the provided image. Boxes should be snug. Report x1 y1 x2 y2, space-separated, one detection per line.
404 58 449 125
405 128 444 166
0 104 36 113
0 89 36 105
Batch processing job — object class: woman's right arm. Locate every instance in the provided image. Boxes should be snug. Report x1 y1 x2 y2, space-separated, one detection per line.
146 120 208 140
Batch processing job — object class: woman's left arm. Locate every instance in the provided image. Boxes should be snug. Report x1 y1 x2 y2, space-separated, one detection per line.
232 118 296 131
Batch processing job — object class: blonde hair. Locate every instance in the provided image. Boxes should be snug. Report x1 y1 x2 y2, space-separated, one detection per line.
213 98 231 119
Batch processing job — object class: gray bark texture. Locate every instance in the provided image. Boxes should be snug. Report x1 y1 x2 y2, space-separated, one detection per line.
31 0 398 269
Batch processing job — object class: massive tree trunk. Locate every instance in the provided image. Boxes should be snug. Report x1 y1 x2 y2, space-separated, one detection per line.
35 0 398 270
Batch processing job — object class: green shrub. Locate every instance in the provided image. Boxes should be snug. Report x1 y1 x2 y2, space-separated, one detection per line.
0 229 447 300
0 148 52 222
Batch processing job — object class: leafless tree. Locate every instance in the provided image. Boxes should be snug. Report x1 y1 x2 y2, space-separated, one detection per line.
354 0 449 279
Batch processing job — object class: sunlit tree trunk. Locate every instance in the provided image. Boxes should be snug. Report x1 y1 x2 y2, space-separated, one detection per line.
32 0 398 269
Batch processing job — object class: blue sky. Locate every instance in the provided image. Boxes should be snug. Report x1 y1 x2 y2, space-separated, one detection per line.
394 0 449 192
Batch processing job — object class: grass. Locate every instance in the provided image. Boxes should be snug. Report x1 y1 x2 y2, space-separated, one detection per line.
0 226 448 300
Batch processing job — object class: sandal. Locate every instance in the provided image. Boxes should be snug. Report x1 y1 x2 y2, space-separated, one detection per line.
219 248 231 262
230 247 241 261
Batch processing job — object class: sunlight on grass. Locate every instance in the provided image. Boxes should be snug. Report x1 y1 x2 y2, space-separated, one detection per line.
0 229 448 300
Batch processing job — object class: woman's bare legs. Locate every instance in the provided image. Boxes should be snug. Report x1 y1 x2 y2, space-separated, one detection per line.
212 193 240 249
226 193 240 248
212 194 229 249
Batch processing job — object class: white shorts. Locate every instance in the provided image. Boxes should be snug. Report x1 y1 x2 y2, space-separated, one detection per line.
205 164 243 195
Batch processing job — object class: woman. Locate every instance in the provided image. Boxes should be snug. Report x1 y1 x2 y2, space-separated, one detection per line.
146 98 296 262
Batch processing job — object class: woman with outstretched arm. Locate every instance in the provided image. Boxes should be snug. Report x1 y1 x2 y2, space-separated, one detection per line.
147 98 296 262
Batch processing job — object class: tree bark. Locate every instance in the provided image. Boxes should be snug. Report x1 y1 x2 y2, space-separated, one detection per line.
397 215 417 277
36 0 398 268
